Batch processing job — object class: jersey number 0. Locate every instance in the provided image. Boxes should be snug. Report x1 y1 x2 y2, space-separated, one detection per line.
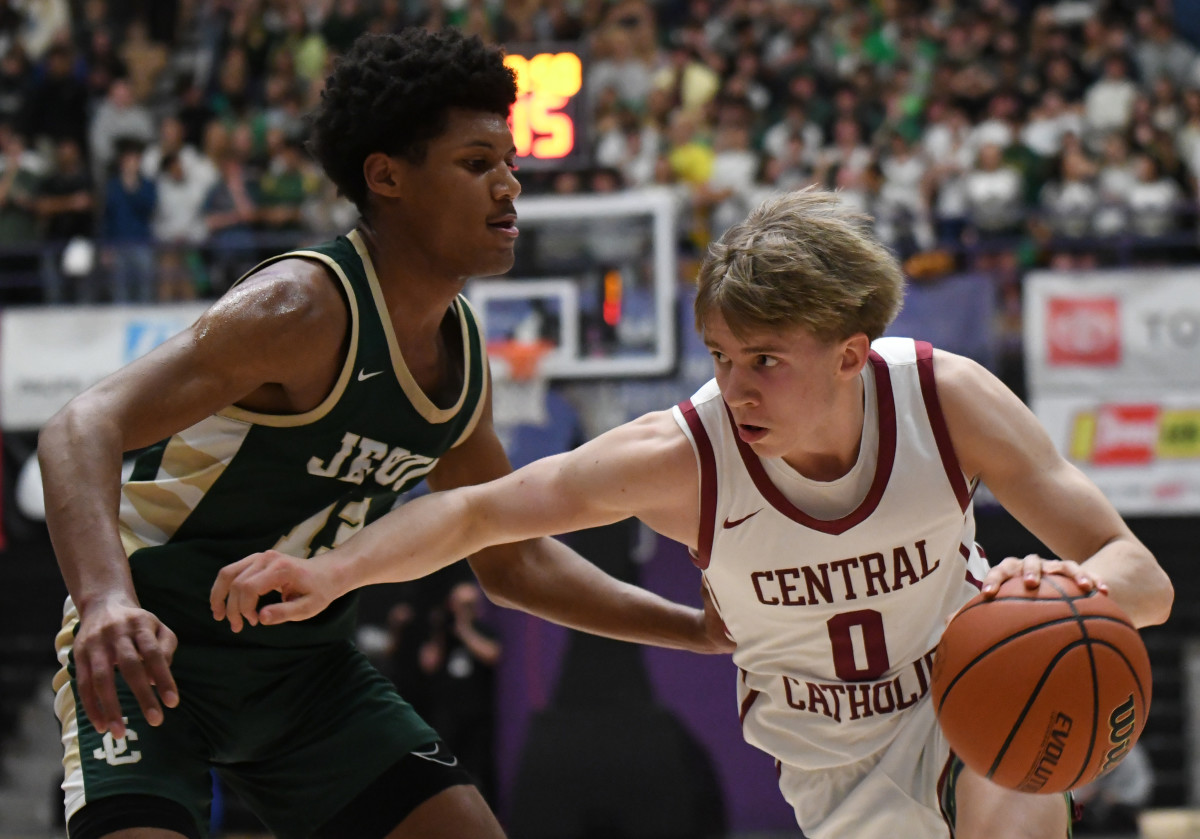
827 609 890 681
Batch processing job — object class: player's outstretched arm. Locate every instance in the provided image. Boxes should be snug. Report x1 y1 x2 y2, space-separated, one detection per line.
435 408 723 653
209 473 544 630
40 262 350 737
211 409 726 652
935 350 1173 627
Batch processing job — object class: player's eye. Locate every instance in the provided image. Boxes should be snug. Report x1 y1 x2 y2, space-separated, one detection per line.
758 355 779 368
710 350 728 363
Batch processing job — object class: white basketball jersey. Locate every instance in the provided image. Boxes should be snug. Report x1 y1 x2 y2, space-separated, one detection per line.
672 338 990 771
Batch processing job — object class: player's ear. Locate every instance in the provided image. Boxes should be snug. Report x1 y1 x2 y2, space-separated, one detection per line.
836 333 871 379
362 152 405 198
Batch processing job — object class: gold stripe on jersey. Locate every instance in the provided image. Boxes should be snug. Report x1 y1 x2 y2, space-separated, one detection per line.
118 522 150 556
56 689 84 818
120 415 253 547
220 248 361 428
52 598 85 821
121 482 189 545
350 230 475 425
159 438 223 481
52 600 79 695
166 415 250 475
54 599 88 824
453 296 490 448
177 414 255 458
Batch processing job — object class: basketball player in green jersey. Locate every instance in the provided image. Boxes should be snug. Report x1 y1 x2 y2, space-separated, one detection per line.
38 29 729 839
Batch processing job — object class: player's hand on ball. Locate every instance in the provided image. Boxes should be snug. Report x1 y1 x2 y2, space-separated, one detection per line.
980 553 1108 599
933 573 1150 793
210 550 335 631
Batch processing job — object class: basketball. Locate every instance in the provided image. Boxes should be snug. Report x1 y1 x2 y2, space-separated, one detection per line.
931 574 1152 794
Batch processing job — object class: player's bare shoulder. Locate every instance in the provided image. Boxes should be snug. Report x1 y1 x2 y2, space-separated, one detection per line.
191 257 352 411
931 347 1050 481
607 409 697 470
930 349 1016 425
202 257 349 349
928 347 987 393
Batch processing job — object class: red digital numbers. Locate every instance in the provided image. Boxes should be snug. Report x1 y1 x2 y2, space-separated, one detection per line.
505 52 583 161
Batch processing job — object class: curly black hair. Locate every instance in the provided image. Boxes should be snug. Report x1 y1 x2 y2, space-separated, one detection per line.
308 28 517 212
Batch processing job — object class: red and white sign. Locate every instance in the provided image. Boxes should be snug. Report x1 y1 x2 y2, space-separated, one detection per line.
1025 269 1200 514
1090 404 1159 466
1034 395 1200 515
1025 269 1200 395
1045 297 1120 366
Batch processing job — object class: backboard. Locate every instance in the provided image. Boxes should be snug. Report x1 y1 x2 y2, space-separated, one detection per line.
467 187 679 379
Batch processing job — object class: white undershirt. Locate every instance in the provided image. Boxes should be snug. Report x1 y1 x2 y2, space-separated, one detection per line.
761 364 879 520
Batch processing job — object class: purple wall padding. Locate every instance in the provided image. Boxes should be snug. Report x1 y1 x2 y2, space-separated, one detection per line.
491 534 797 831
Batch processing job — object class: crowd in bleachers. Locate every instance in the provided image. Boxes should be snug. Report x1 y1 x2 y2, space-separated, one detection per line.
0 0 1198 305
570 0 1200 270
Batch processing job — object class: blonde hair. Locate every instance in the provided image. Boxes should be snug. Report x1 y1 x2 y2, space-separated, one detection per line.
695 188 904 342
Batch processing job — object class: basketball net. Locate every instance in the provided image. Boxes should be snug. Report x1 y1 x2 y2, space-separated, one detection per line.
488 338 555 428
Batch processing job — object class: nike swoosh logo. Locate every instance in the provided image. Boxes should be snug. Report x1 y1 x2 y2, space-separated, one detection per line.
412 743 459 767
357 369 385 381
722 509 762 529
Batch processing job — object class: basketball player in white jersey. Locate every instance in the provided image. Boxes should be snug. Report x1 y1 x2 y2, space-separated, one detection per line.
212 188 1173 839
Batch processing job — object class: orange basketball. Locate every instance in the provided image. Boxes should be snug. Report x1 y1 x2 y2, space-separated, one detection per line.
931 574 1152 794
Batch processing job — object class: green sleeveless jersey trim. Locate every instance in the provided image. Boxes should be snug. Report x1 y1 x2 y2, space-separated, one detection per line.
108 230 489 646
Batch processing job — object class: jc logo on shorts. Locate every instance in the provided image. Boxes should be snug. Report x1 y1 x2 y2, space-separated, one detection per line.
93 718 142 766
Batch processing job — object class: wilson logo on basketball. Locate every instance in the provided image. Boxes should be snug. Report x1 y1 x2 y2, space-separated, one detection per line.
1046 297 1120 366
1100 695 1137 774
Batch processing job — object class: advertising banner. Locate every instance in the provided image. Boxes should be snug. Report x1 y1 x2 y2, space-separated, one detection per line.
1024 270 1200 514
1 303 209 431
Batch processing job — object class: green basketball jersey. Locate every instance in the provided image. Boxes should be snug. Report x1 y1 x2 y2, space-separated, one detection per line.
112 230 489 646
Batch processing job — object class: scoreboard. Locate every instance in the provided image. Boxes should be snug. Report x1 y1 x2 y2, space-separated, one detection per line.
504 46 587 169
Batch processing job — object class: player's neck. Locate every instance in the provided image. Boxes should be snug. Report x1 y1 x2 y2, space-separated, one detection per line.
780 377 866 481
355 219 465 341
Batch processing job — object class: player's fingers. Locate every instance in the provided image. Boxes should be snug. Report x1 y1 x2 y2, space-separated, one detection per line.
222 580 250 633
73 653 108 735
1020 553 1045 588
137 625 180 711
259 596 320 626
210 554 262 620
220 572 250 632
114 635 163 727
979 557 1021 596
1054 559 1106 594
85 649 125 739
230 564 298 627
222 559 278 632
156 622 179 665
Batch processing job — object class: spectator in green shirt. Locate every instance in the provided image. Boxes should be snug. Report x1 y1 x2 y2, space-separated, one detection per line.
0 124 39 244
0 125 43 302
257 134 320 234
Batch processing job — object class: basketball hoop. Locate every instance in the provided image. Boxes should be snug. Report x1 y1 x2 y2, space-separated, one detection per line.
488 339 556 428
488 338 555 382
